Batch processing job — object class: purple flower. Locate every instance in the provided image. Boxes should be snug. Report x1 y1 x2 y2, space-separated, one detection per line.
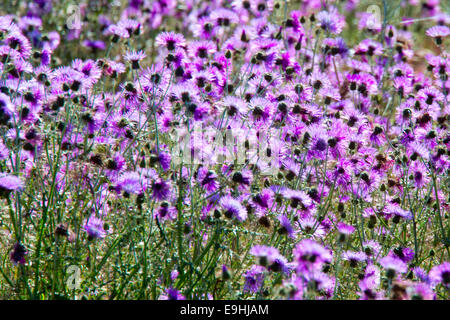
155 202 177 221
250 245 287 272
342 251 366 267
222 264 232 280
243 265 265 293
347 73 378 97
151 178 171 201
248 97 274 124
251 188 274 214
210 8 239 26
155 32 186 51
417 87 444 105
413 267 431 284
155 151 171 171
306 124 329 160
197 167 219 193
72 59 102 85
231 169 252 188
393 76 413 98
124 50 146 69
104 24 129 41
188 40 216 59
82 40 106 51
358 12 382 33
426 26 449 43
429 262 450 289
0 93 14 125
379 256 407 278
298 216 326 239
316 8 344 34
294 239 332 272
84 216 108 240
277 214 295 238
358 281 382 300
385 203 412 223
219 195 247 222
159 287 185 300
117 171 144 195
358 264 382 300
170 270 179 281
0 142 8 160
303 271 335 297
282 189 312 209
337 222 355 235
222 96 248 118
192 17 215 39
5 31 32 59
391 247 415 263
0 174 24 197
354 39 383 56
105 154 126 175
118 18 141 37
409 283 435 300
363 264 381 289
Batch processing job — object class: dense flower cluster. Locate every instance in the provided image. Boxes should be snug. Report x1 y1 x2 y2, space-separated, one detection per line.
0 0 448 300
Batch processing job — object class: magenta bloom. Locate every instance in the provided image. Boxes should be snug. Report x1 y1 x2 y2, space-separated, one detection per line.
159 287 185 300
391 247 415 263
219 195 247 222
250 245 287 272
337 222 356 243
386 203 412 223
151 178 171 201
379 256 407 278
197 167 219 192
293 239 332 272
82 40 106 51
429 262 450 289
337 222 355 235
124 50 146 69
188 40 216 59
316 9 344 34
0 174 24 197
155 32 186 51
243 265 266 293
282 189 312 209
84 216 108 240
342 251 366 267
155 151 171 171
426 26 450 38
278 214 295 238
118 171 144 195
104 24 129 41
